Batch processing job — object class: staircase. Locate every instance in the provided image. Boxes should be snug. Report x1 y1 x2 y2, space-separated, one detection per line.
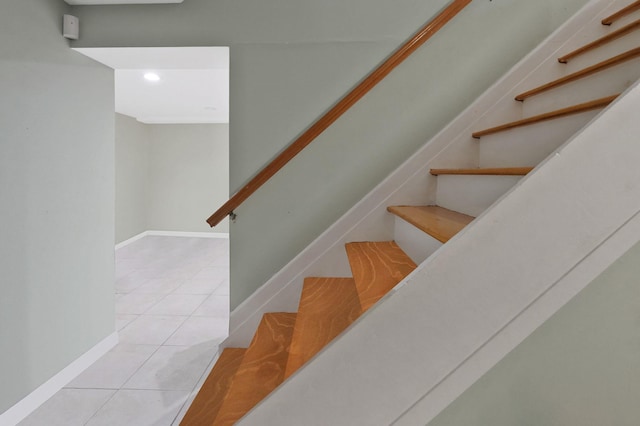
181 1 640 424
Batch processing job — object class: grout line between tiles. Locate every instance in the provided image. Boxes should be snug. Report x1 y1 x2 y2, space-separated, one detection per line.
75 236 228 426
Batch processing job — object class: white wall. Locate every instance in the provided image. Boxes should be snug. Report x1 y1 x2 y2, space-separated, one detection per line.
115 118 229 243
147 123 229 234
115 113 150 243
0 0 115 414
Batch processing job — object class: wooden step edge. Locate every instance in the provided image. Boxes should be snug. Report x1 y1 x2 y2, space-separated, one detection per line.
345 241 417 312
559 18 640 63
602 0 640 25
472 94 619 138
284 277 362 380
515 47 640 101
430 167 533 176
214 313 297 426
387 205 474 243
179 348 246 426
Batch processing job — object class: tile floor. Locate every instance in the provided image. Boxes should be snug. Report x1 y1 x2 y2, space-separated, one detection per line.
19 236 230 426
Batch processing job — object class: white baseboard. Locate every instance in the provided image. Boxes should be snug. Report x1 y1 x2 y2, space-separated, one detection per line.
146 230 229 239
0 333 118 426
116 230 229 250
115 231 148 250
396 207 640 425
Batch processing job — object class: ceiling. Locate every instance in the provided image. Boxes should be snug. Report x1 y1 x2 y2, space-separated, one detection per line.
74 47 229 124
65 1 183 4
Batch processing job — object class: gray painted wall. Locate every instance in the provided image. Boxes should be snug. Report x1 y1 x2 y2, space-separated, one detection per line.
147 123 229 234
427 239 640 426
116 113 150 243
0 0 115 414
71 0 590 309
115 118 229 243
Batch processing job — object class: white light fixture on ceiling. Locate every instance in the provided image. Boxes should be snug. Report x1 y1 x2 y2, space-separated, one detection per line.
73 47 230 124
144 72 161 82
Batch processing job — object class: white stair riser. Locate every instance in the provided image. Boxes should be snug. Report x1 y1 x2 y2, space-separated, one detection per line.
435 175 524 217
507 6 640 108
393 216 443 264
562 27 640 75
522 61 640 117
478 110 599 168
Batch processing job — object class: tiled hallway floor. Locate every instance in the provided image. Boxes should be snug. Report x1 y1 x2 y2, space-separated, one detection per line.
20 236 230 426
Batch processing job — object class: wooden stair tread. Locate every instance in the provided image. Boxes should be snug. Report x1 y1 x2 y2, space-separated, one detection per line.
559 18 640 63
602 0 640 25
346 241 417 312
214 313 297 426
284 277 362 379
387 205 474 243
473 95 618 138
515 47 640 100
430 167 533 176
179 348 246 426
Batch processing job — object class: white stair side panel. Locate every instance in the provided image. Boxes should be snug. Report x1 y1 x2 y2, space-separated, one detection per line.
393 196 640 426
435 175 523 217
478 110 600 168
521 61 640 117
393 216 443 265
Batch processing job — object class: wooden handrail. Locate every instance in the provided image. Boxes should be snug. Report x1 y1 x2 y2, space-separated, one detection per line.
207 0 473 227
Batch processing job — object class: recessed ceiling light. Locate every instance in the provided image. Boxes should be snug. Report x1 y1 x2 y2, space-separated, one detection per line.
144 72 160 82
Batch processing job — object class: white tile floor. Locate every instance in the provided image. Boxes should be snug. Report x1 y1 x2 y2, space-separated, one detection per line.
19 236 230 426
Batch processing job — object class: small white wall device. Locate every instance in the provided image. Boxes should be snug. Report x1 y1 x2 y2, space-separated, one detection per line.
63 15 79 40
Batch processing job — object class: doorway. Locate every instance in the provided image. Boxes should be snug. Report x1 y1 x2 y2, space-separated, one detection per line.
65 46 231 423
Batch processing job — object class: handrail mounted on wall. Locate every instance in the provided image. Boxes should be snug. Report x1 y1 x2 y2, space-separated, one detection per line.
207 0 472 227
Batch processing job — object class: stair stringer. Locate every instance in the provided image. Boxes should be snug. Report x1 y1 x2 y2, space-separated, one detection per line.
238 80 640 425
223 0 628 348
